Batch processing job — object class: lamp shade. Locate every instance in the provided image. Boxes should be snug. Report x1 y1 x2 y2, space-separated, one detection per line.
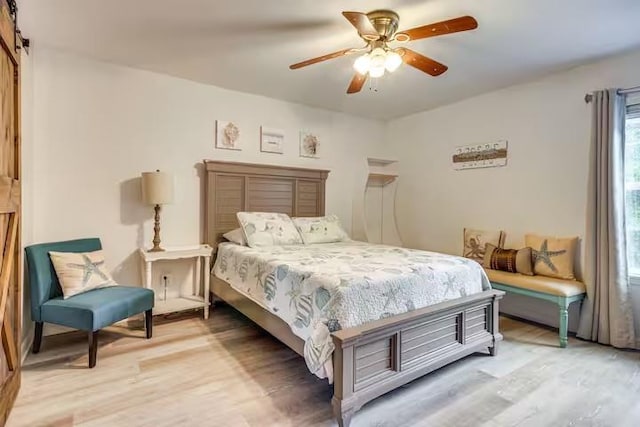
141 171 174 205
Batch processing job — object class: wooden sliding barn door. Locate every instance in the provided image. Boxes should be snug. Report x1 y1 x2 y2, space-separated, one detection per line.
0 0 21 424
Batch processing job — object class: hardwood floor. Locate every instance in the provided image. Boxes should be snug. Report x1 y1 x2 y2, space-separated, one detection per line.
7 305 640 427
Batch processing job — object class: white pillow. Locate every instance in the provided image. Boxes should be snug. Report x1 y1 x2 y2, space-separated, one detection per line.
49 250 116 299
223 228 246 246
236 212 304 248
292 214 350 244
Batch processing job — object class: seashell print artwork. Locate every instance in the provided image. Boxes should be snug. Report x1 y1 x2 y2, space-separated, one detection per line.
300 131 320 158
216 120 242 150
452 140 508 170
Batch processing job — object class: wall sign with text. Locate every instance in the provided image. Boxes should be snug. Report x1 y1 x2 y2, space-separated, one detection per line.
452 140 508 170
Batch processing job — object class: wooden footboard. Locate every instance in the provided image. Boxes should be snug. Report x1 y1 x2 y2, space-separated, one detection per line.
212 277 503 427
331 289 504 427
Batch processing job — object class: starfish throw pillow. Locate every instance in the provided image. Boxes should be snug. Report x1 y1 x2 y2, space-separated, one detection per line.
524 234 578 280
49 250 116 298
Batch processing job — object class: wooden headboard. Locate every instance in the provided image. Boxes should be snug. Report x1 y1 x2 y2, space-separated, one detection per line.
203 160 330 248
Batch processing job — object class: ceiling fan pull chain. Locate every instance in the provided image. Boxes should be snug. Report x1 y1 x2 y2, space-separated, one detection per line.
369 77 379 93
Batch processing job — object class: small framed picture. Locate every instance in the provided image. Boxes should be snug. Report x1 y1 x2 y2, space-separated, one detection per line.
260 126 284 154
300 131 319 158
216 120 241 151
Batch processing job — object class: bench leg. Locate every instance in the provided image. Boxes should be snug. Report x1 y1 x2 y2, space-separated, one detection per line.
558 298 569 348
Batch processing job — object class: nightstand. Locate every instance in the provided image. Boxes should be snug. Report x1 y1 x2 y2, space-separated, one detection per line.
139 245 213 319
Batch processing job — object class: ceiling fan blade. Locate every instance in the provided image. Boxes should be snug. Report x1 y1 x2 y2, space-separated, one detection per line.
290 48 354 69
396 16 477 41
342 11 380 41
399 48 448 76
347 73 368 94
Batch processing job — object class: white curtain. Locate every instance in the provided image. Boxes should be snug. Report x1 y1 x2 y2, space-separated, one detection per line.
577 89 638 348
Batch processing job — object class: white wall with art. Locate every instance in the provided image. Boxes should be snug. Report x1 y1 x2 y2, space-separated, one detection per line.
384 48 640 331
24 46 387 337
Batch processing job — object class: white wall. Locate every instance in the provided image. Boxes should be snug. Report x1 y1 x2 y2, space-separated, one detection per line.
386 49 640 330
25 47 386 334
25 44 640 337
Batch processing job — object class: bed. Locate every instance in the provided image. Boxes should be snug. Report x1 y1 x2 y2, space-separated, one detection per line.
204 160 503 427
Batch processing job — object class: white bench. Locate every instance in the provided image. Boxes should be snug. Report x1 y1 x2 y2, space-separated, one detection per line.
484 269 586 347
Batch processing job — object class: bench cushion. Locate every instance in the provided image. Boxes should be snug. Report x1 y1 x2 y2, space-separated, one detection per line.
485 269 586 297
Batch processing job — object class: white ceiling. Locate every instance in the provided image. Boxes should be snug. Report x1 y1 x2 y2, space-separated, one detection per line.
19 0 640 120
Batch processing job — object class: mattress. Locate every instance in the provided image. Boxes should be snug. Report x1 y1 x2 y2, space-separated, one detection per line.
212 241 490 382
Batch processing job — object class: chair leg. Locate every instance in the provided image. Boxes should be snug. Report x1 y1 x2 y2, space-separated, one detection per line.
32 322 43 354
88 330 99 368
145 309 153 339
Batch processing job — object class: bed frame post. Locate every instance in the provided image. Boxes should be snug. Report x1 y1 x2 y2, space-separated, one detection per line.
332 342 356 427
488 293 503 356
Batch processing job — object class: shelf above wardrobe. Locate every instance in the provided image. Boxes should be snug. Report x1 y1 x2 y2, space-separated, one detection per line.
367 158 398 167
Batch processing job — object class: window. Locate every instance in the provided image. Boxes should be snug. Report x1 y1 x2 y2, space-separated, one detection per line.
624 98 640 280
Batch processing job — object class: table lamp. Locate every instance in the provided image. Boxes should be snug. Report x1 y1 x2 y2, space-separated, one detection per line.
141 170 174 252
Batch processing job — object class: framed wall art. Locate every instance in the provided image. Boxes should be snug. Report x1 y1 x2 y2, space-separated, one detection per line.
216 120 242 151
452 140 508 170
299 131 320 158
260 126 284 154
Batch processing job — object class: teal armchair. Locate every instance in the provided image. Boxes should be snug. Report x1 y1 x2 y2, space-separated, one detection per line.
25 238 154 368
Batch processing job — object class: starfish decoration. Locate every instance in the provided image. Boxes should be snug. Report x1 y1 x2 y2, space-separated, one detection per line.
67 255 110 286
532 240 566 273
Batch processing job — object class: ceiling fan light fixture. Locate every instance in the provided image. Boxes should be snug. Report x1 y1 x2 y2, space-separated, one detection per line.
384 51 402 72
353 54 371 75
370 50 385 66
369 64 385 78
368 48 387 78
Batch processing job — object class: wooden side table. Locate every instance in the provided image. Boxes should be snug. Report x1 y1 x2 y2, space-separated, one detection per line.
139 245 213 319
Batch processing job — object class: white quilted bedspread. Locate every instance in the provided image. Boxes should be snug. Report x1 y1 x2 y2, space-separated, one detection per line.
212 241 490 382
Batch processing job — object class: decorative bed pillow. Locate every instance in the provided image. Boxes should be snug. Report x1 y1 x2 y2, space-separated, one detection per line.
482 243 534 276
463 228 505 262
292 214 350 244
223 228 246 246
525 234 578 280
49 250 116 299
236 212 304 247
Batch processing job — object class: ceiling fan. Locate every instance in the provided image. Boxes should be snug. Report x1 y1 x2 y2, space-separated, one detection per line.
289 10 478 94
